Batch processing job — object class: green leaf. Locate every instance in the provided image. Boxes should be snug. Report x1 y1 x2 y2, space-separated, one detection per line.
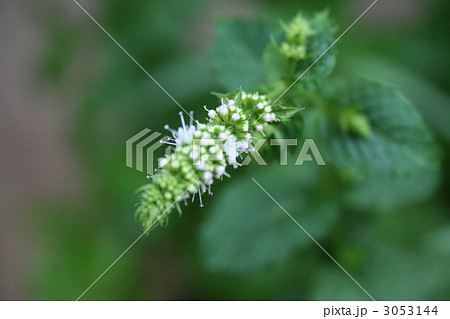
423 225 450 256
304 78 440 211
312 267 370 300
263 41 289 85
339 53 450 141
364 245 445 300
297 10 337 83
263 11 337 93
212 19 271 91
198 163 339 273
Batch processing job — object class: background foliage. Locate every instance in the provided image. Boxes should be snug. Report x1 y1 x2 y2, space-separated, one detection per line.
17 0 450 300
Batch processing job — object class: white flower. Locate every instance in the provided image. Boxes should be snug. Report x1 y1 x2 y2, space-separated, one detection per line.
165 112 197 145
188 184 197 193
216 165 230 178
224 138 238 164
208 110 217 118
200 137 211 146
263 113 276 122
218 105 228 116
190 150 199 159
257 102 264 110
256 124 264 132
216 166 226 175
228 99 235 106
231 113 240 121
236 141 249 153
216 152 224 161
218 132 228 140
175 126 195 145
196 161 206 170
203 171 213 182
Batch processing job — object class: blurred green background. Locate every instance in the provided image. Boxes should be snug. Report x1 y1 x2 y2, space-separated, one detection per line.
0 0 449 300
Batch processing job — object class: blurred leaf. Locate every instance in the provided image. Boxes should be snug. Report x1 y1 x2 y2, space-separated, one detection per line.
364 245 445 300
362 204 449 300
312 266 369 300
199 163 339 273
343 168 440 211
338 53 450 141
263 41 289 85
423 225 450 256
212 19 271 91
31 206 143 300
304 78 440 210
320 78 436 174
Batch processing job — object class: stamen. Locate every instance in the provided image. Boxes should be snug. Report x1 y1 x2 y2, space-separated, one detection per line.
198 189 204 207
164 124 177 136
179 111 186 131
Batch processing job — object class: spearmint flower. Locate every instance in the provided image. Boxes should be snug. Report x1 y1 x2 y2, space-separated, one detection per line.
135 90 300 230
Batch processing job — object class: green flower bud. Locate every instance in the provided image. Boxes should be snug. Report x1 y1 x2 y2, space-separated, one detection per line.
279 14 314 60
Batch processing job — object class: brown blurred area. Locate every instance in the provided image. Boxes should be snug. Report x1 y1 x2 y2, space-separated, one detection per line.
0 1 86 299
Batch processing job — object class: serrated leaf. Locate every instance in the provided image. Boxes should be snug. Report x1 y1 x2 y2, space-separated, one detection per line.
212 19 271 91
198 163 339 273
304 78 440 210
295 11 337 84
